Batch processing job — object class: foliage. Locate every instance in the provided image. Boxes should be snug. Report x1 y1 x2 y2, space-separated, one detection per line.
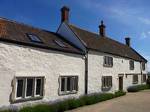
2 91 126 112
127 84 150 92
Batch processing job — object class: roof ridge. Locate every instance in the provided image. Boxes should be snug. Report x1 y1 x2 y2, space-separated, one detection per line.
69 24 99 37
0 17 53 34
69 23 127 47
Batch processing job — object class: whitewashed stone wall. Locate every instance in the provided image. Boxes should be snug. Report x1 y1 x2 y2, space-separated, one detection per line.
88 50 147 94
0 42 85 108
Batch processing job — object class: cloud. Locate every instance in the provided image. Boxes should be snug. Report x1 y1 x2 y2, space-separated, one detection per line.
140 32 150 40
139 17 150 25
77 0 150 27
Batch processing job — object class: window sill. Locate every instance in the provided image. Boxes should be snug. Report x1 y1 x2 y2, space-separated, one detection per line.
11 96 43 104
130 69 134 70
132 82 138 84
103 64 113 68
58 91 78 96
102 87 112 91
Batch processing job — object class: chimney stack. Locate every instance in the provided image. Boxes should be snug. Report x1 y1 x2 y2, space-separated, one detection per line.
125 37 131 47
61 6 70 23
99 20 106 37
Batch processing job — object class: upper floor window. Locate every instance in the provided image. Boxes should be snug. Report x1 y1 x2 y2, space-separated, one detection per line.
142 62 145 71
59 76 78 95
129 60 134 70
27 34 43 43
103 56 113 67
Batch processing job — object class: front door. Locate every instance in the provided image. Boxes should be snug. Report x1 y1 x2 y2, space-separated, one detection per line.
119 76 123 91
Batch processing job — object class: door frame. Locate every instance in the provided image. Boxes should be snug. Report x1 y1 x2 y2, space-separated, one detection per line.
118 74 124 91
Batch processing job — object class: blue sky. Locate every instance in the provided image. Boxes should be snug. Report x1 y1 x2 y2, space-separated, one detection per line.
0 0 150 70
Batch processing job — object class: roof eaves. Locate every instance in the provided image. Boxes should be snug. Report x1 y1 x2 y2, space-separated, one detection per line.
0 37 84 55
87 47 143 62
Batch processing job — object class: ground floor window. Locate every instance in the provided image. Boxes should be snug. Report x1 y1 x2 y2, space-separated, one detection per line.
133 75 138 84
143 74 147 82
102 76 112 89
59 76 78 95
13 77 44 102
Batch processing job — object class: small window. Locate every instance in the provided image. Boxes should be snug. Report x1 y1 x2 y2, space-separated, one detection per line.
14 77 44 101
102 76 112 89
27 34 42 43
142 62 145 71
133 75 138 84
59 76 78 95
129 60 134 70
103 56 113 67
54 40 66 47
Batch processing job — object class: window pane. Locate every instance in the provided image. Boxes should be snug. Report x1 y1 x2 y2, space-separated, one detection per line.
36 79 42 95
28 34 42 43
74 77 78 91
67 77 71 91
17 79 24 98
61 78 65 91
26 78 34 97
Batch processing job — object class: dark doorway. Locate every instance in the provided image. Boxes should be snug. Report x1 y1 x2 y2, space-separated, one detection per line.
119 76 123 91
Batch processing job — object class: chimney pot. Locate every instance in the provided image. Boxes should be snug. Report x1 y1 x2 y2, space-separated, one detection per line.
99 20 106 37
61 6 70 23
125 37 131 47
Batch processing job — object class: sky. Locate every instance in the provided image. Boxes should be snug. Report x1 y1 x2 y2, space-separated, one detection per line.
0 0 150 71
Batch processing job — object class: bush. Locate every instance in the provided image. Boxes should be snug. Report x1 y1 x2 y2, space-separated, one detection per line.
3 91 126 112
127 84 150 92
114 91 126 97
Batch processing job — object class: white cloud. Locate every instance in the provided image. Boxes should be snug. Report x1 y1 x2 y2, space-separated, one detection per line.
139 17 150 25
140 32 150 40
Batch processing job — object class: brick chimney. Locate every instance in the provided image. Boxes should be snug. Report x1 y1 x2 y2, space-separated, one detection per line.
99 20 106 37
125 37 130 47
61 6 70 23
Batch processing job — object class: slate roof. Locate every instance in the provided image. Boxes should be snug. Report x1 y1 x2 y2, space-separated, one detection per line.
68 24 147 62
0 17 83 54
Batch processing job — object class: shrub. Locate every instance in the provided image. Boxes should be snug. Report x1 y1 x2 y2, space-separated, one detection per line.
20 107 33 112
114 91 126 97
2 91 126 112
0 110 12 112
127 84 150 92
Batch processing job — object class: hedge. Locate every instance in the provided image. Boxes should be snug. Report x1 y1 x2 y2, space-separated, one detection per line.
127 84 150 92
0 91 126 112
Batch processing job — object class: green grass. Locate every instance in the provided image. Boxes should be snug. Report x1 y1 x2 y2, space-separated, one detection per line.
1 91 126 112
127 84 150 92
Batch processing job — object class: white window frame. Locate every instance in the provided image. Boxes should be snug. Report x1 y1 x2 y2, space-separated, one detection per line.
103 56 113 67
133 75 138 84
129 60 134 70
102 76 112 89
59 76 78 95
14 77 44 102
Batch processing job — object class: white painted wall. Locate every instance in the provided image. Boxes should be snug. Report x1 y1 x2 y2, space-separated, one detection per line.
57 23 86 51
0 42 85 108
87 50 147 94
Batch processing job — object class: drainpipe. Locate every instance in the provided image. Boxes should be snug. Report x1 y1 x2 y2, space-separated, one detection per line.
85 51 88 94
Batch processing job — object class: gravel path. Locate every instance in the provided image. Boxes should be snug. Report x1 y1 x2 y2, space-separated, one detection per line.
67 90 150 112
